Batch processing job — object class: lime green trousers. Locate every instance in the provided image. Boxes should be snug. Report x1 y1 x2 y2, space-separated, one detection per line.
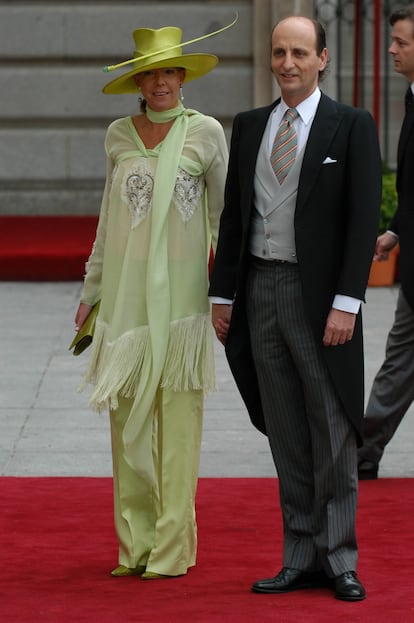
109 388 203 576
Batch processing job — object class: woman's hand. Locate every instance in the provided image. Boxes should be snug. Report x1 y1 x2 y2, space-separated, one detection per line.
74 302 93 331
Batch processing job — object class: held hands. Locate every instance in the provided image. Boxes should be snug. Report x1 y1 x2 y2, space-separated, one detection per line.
323 308 356 347
213 303 355 347
212 303 233 345
74 302 93 332
373 231 398 262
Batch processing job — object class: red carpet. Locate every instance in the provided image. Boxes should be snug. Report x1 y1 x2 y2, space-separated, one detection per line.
1 477 413 623
0 216 215 281
0 216 98 280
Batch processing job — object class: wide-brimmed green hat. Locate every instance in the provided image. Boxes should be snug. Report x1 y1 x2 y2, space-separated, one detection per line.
102 15 238 94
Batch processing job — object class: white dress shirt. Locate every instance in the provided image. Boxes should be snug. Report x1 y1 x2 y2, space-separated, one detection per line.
211 87 361 314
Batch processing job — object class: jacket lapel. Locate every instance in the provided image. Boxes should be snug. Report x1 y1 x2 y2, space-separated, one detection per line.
239 102 278 223
240 94 342 218
296 93 342 213
397 105 414 167
245 102 278 170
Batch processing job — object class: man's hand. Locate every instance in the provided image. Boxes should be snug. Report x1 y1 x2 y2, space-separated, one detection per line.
323 309 356 347
212 303 232 345
373 231 398 262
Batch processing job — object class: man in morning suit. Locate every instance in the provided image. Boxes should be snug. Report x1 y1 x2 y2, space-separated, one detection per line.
209 16 382 601
358 5 414 480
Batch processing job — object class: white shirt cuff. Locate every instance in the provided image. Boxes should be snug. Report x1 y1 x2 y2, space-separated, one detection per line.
332 294 361 314
209 296 233 305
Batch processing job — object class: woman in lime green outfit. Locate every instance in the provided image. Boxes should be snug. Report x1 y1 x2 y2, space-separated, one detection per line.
74 24 228 580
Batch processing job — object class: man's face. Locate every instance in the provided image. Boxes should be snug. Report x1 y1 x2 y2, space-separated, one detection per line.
389 18 414 82
271 17 328 107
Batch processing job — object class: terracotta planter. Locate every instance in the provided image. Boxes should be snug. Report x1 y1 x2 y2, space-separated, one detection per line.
368 245 399 287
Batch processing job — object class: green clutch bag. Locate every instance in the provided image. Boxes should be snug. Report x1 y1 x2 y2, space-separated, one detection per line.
69 300 100 356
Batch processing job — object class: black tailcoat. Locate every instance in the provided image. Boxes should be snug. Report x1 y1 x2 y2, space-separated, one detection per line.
209 93 382 438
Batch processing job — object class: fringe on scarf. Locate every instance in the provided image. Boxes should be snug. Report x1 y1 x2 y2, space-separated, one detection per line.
79 313 216 412
161 314 216 392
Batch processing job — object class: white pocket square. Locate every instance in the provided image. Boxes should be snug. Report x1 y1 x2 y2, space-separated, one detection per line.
323 156 337 164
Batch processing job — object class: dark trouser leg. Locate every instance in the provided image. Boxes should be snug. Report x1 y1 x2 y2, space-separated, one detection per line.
246 261 358 577
359 289 414 465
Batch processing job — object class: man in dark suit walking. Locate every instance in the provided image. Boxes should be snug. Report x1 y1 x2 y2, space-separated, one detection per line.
358 5 414 481
209 16 381 601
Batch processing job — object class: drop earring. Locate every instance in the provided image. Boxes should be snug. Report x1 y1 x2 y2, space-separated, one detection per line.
179 85 184 102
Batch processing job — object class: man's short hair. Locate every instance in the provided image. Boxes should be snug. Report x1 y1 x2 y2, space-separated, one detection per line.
390 4 414 29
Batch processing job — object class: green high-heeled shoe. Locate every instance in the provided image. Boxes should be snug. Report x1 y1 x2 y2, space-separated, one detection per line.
141 571 173 580
111 564 146 577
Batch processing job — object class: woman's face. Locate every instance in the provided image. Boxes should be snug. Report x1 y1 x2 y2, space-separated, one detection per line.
134 67 186 111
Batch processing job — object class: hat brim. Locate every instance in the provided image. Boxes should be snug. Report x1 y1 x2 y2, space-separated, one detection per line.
102 53 218 94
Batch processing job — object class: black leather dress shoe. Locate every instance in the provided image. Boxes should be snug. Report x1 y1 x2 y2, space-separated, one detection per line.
334 571 366 601
251 567 326 594
358 459 378 480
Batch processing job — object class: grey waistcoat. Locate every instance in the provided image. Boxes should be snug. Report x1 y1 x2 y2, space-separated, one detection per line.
249 117 305 263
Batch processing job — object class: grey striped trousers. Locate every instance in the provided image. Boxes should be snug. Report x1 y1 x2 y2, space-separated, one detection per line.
246 257 359 577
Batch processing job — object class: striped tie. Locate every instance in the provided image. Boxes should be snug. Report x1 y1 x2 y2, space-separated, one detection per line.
270 108 299 184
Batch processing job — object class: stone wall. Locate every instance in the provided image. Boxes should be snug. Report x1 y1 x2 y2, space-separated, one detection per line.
7 0 400 217
0 1 253 215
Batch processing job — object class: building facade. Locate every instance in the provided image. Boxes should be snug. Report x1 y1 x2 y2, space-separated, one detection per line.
0 0 410 216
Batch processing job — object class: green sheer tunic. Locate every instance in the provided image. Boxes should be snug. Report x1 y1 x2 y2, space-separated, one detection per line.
79 108 228 456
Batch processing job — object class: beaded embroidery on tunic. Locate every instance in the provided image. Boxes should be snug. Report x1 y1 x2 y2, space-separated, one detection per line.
121 163 203 230
173 168 204 223
121 163 154 229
